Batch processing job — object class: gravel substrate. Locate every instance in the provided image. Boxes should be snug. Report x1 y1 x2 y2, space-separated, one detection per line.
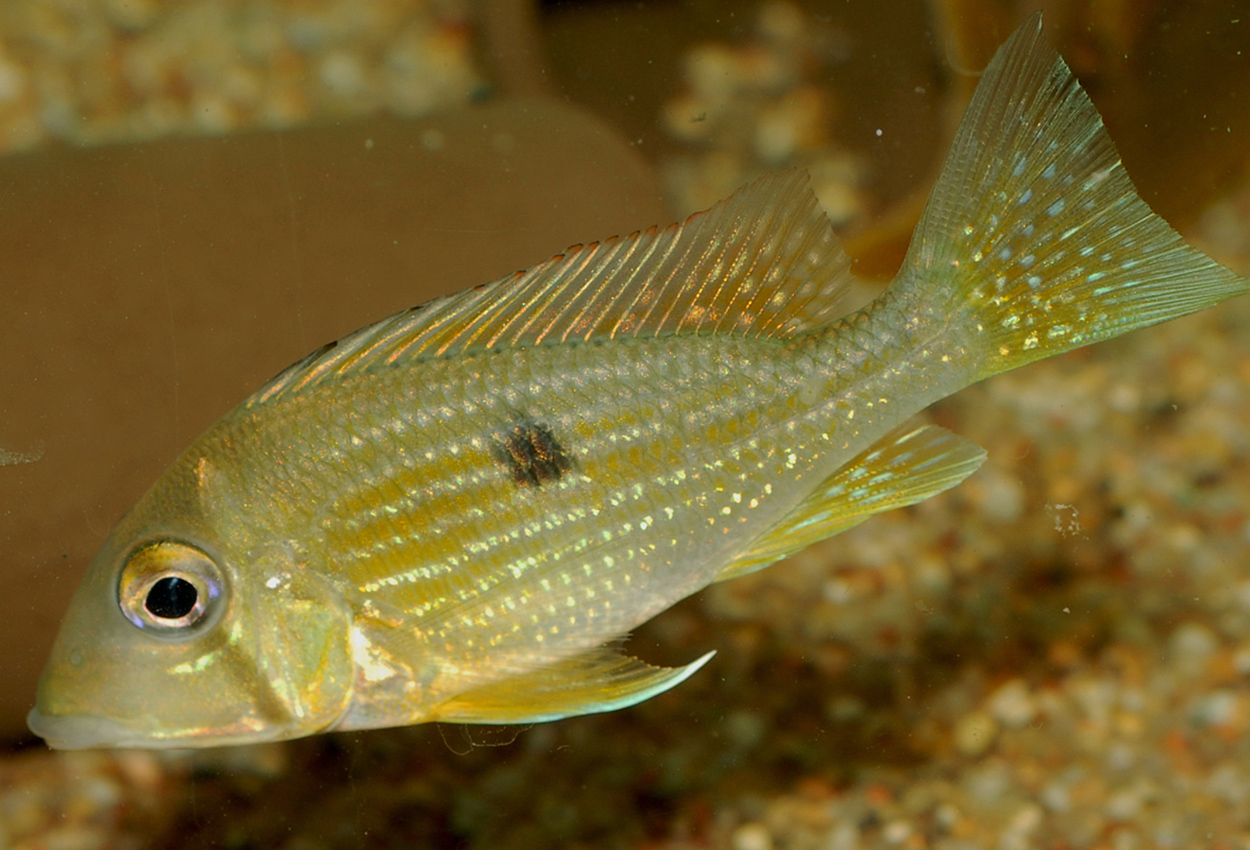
3 2 1249 849
659 1 869 227
0 0 482 151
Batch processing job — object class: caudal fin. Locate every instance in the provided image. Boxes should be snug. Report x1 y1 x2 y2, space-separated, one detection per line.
896 13 1248 380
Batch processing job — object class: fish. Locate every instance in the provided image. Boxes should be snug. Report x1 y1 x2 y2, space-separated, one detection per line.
28 14 1249 749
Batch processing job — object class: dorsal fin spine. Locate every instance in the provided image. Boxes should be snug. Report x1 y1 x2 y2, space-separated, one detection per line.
528 243 606 344
629 220 695 335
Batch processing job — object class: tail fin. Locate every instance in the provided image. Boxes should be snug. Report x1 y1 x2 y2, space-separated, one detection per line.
896 13 1247 379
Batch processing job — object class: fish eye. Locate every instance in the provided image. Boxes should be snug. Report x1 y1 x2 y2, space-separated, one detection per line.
146 576 198 619
117 541 226 636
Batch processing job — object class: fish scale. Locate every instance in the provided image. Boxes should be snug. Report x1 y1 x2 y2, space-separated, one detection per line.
308 336 808 618
28 15 1250 747
205 332 790 665
239 325 913 723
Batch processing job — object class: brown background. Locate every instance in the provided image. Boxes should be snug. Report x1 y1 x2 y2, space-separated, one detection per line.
0 97 666 741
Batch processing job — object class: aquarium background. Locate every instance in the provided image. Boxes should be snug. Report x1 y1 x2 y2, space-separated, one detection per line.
1 0 1249 847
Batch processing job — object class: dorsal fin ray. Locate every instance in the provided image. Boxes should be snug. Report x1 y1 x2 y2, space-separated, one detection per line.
250 170 854 405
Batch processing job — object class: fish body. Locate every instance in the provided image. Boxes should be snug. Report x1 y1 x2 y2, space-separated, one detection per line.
29 16 1249 748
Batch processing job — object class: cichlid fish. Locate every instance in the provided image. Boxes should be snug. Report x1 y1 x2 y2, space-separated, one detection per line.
29 16 1249 749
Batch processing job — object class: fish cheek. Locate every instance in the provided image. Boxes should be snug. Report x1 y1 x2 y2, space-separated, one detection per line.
244 565 356 737
100 600 342 746
140 623 284 740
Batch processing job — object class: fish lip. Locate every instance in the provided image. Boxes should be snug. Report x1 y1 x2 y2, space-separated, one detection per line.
25 707 178 750
27 707 134 749
26 708 285 750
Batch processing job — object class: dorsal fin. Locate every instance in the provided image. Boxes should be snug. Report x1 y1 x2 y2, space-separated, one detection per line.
250 170 854 405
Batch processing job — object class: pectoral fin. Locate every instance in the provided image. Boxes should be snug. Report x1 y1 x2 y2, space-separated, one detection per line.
433 647 716 724
715 423 986 583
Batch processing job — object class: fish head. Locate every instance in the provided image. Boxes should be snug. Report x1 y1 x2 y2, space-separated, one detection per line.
29 455 356 749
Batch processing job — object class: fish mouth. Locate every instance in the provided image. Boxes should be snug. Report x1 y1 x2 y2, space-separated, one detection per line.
26 708 284 750
27 707 147 749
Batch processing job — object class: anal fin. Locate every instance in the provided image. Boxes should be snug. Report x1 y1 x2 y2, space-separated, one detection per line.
433 647 715 724
715 423 986 583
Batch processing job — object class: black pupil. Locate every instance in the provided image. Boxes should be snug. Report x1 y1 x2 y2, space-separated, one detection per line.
145 576 199 620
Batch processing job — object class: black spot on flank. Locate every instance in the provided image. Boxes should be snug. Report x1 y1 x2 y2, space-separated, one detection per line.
494 421 572 487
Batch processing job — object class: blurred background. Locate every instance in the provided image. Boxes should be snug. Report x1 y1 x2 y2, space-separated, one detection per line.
1 0 1249 847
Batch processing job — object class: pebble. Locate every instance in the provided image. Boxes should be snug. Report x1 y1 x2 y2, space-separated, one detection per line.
1001 803 1043 845
825 822 860 850
880 819 912 843
985 679 1037 729
730 822 774 850
953 711 999 757
1187 689 1241 728
1169 621 1221 672
968 463 1028 524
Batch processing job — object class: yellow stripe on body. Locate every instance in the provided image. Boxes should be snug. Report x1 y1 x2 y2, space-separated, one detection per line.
225 333 840 695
